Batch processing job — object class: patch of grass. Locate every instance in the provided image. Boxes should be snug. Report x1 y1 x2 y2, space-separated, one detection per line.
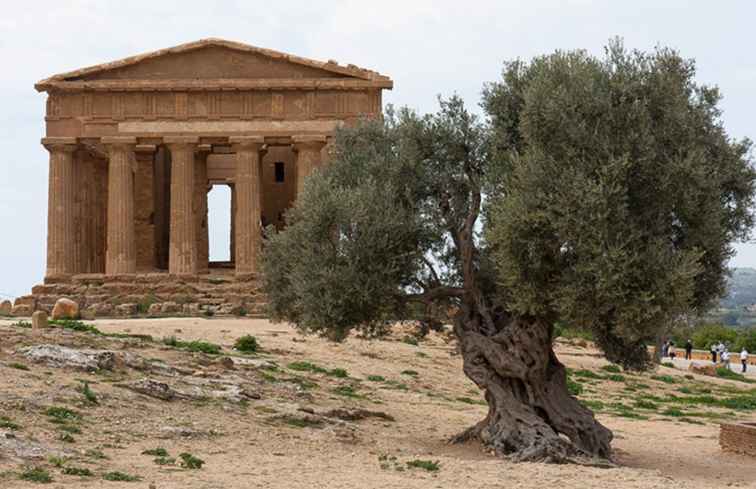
8 362 29 371
287 361 348 378
401 335 419 346
48 457 66 468
154 456 175 465
580 400 605 411
573 369 603 380
662 407 685 417
85 449 108 459
415 351 428 358
716 367 755 383
141 447 168 457
0 416 20 430
179 453 204 470
609 403 649 420
606 374 626 382
162 336 221 355
333 385 361 398
62 467 93 477
329 368 349 378
19 467 52 483
661 361 676 368
11 320 32 328
367 375 385 382
651 375 677 384
677 386 693 394
136 294 157 314
634 399 659 410
234 335 259 353
456 397 486 406
45 406 81 422
401 369 419 377
406 459 440 472
566 378 583 396
383 380 409 391
103 471 140 482
600 364 621 373
78 381 98 405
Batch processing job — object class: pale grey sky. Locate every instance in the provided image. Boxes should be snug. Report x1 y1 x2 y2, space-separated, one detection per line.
1 0 755 300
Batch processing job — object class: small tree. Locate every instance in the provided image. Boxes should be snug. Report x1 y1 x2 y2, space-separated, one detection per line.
261 41 755 463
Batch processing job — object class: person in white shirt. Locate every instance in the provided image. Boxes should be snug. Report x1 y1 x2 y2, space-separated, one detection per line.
721 350 731 369
742 349 750 374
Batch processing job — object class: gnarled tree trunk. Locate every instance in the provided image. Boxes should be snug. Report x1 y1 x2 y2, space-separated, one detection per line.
452 303 613 464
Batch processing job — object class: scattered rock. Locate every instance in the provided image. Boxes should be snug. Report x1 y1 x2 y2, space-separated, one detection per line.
51 297 79 320
31 310 48 330
0 431 70 461
161 302 180 314
117 378 185 401
11 304 32 317
689 362 718 377
115 303 138 316
20 344 116 371
322 408 395 422
0 300 12 316
147 303 162 315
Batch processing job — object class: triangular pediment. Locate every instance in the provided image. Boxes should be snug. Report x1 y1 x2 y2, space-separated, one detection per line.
36 39 392 90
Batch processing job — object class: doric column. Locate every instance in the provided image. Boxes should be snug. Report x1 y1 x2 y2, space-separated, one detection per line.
102 137 137 275
230 136 265 275
195 145 211 274
293 135 327 198
166 137 199 275
42 137 78 277
134 145 156 271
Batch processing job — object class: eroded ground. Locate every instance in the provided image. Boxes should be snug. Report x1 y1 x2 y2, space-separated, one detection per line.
0 317 754 488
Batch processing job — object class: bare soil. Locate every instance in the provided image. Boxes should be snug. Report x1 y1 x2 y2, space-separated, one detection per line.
0 317 754 488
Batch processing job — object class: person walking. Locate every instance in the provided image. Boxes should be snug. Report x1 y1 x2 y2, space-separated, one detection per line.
742 348 750 374
662 340 669 358
721 349 731 370
685 339 693 361
668 342 677 360
710 343 718 363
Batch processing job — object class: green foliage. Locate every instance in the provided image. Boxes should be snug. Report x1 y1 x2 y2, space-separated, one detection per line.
689 324 739 349
78 381 98 404
566 378 583 396
600 365 621 373
59 433 75 443
0 416 19 430
8 362 29 370
19 467 52 483
287 361 348 377
162 336 221 355
141 448 168 457
367 375 385 382
103 471 140 482
485 40 756 370
179 453 204 470
716 367 755 383
634 400 658 410
606 374 626 382
401 369 419 377
62 467 92 477
662 362 676 369
651 375 677 384
333 385 362 398
406 459 440 472
233 335 259 353
572 369 603 380
45 406 81 422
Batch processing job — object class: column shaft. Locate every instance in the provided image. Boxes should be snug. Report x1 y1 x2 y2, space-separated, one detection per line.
293 136 327 199
43 139 78 277
167 139 198 275
104 138 137 275
195 150 210 273
231 137 265 275
135 146 156 271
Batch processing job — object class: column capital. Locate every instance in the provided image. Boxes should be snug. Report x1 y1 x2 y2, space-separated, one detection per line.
229 136 265 150
134 144 156 162
41 137 77 153
292 134 327 151
164 136 200 148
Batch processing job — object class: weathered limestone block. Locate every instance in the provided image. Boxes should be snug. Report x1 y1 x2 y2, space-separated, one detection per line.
20 345 117 371
31 310 48 330
161 302 180 314
11 304 32 317
115 303 138 316
0 300 11 316
51 298 79 320
688 362 717 377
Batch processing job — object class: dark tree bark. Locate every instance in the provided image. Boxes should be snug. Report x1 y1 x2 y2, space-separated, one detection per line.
450 302 613 463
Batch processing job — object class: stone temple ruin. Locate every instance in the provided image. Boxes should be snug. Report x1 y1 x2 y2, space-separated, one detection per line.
12 39 392 317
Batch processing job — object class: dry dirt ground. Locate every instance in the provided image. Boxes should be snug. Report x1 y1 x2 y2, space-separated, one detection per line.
0 316 754 489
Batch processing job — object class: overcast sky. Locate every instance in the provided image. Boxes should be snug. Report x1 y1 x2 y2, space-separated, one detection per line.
1 0 755 300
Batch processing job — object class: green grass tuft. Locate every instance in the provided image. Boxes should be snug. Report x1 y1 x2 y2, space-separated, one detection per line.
406 459 440 471
62 467 92 477
600 364 621 373
179 452 205 469
141 447 168 457
367 375 385 382
102 471 140 482
19 467 52 483
234 335 259 353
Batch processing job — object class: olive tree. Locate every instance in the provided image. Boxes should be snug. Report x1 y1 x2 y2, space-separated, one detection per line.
260 41 755 463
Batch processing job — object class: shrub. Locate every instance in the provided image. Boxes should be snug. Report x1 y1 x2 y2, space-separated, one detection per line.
600 364 621 373
45 406 81 422
19 467 52 483
716 367 755 383
179 453 204 469
367 375 385 382
0 416 19 430
103 471 140 482
234 335 259 353
78 382 98 404
62 467 92 476
691 324 738 350
573 369 603 379
406 459 440 471
329 368 349 378
606 374 626 382
162 337 221 355
141 448 168 457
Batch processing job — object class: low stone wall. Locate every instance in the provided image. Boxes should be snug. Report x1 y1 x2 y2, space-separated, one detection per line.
674 349 756 366
720 422 756 457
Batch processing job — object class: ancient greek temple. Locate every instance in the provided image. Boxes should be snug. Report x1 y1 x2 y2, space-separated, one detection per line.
14 39 392 317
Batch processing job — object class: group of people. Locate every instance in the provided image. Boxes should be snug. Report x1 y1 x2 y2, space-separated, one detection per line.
709 342 750 373
661 339 750 373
